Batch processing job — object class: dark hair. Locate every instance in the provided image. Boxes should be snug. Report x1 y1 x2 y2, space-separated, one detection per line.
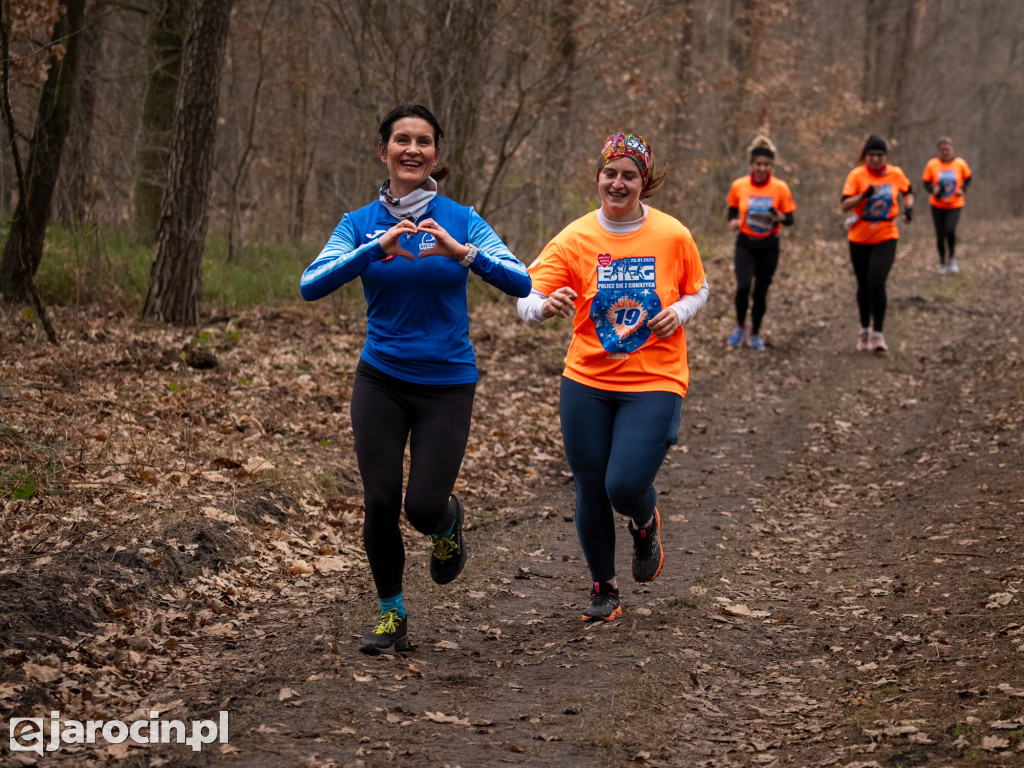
378 103 450 181
859 134 888 163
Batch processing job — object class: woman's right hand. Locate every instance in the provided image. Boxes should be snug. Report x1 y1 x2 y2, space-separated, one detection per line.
542 286 578 319
728 218 742 232
377 219 419 259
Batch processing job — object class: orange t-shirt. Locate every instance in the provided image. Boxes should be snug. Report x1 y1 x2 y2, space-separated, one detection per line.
922 157 971 209
842 164 912 245
726 175 796 238
527 208 706 397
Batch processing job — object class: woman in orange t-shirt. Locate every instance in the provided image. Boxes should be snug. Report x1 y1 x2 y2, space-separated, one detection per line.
922 136 972 274
841 135 914 353
725 136 796 351
517 133 708 623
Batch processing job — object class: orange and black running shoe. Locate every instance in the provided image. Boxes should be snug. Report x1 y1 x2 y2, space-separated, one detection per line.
629 508 664 582
582 581 622 622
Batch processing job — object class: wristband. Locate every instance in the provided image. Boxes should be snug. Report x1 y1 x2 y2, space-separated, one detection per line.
460 244 478 267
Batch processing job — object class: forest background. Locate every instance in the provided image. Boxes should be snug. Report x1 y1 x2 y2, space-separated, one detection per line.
3 3 1024 765
2 0 1023 320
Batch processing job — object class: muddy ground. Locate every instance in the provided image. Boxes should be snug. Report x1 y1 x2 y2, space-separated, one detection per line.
1 219 1022 767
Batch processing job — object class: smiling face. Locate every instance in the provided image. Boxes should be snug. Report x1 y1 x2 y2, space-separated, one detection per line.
598 157 644 222
378 117 439 198
751 156 774 183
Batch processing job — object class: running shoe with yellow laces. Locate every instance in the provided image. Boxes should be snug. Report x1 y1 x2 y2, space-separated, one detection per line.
629 508 664 582
358 609 409 655
582 581 621 622
430 494 467 584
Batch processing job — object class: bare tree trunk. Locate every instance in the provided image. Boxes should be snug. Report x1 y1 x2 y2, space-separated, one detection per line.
727 0 753 75
862 0 887 104
56 0 105 225
141 0 233 326
290 136 312 241
0 0 85 320
886 0 924 138
227 0 274 263
672 0 695 145
534 3 576 239
134 0 189 244
717 0 754 174
286 31 318 244
422 0 498 205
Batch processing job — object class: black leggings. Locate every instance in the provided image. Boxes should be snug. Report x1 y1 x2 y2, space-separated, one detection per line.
930 206 961 263
848 239 897 333
734 236 780 335
350 359 475 599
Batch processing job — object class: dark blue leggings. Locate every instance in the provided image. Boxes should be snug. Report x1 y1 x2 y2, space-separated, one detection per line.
559 377 681 583
351 359 475 599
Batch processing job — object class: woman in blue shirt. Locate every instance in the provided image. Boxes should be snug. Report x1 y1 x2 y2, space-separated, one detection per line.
301 103 531 653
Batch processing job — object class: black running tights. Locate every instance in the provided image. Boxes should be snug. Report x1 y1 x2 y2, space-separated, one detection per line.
350 360 475 599
848 239 897 333
734 236 780 335
930 206 961 263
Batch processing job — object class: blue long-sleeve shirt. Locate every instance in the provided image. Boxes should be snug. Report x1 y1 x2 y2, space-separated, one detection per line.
301 195 531 385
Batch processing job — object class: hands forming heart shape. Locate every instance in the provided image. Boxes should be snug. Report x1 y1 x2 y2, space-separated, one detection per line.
381 217 464 261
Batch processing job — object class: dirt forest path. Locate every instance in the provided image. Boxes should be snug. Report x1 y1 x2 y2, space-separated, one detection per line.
2 221 1023 768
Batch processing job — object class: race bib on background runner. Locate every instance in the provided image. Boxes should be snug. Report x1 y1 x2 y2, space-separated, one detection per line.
863 185 894 221
938 170 957 199
745 196 775 234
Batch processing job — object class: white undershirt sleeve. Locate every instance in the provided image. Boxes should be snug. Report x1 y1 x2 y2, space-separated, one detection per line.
669 278 710 325
517 288 550 325
518 278 709 327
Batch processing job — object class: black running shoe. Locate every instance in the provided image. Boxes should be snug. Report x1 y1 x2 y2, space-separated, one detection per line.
582 581 622 622
629 508 664 582
358 609 409 655
429 494 467 585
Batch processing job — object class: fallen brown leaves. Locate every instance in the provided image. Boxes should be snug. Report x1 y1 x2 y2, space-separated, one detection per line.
2 222 1024 766
0 298 571 763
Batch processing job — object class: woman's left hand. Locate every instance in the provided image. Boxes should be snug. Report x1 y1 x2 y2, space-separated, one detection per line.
647 308 681 338
415 218 469 260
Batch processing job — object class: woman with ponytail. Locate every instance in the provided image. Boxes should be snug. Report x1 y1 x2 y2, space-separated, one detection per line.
301 104 531 653
725 136 796 351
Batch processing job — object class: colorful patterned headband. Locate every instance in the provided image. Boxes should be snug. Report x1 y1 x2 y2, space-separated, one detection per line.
598 133 652 187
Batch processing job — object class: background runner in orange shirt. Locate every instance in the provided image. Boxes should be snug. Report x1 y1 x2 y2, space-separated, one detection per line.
922 136 972 274
840 135 914 353
725 136 796 351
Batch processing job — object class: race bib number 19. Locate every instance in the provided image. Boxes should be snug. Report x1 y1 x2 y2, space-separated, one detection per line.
590 255 661 354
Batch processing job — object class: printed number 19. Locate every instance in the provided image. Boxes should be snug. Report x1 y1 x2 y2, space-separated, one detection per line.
615 308 641 326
